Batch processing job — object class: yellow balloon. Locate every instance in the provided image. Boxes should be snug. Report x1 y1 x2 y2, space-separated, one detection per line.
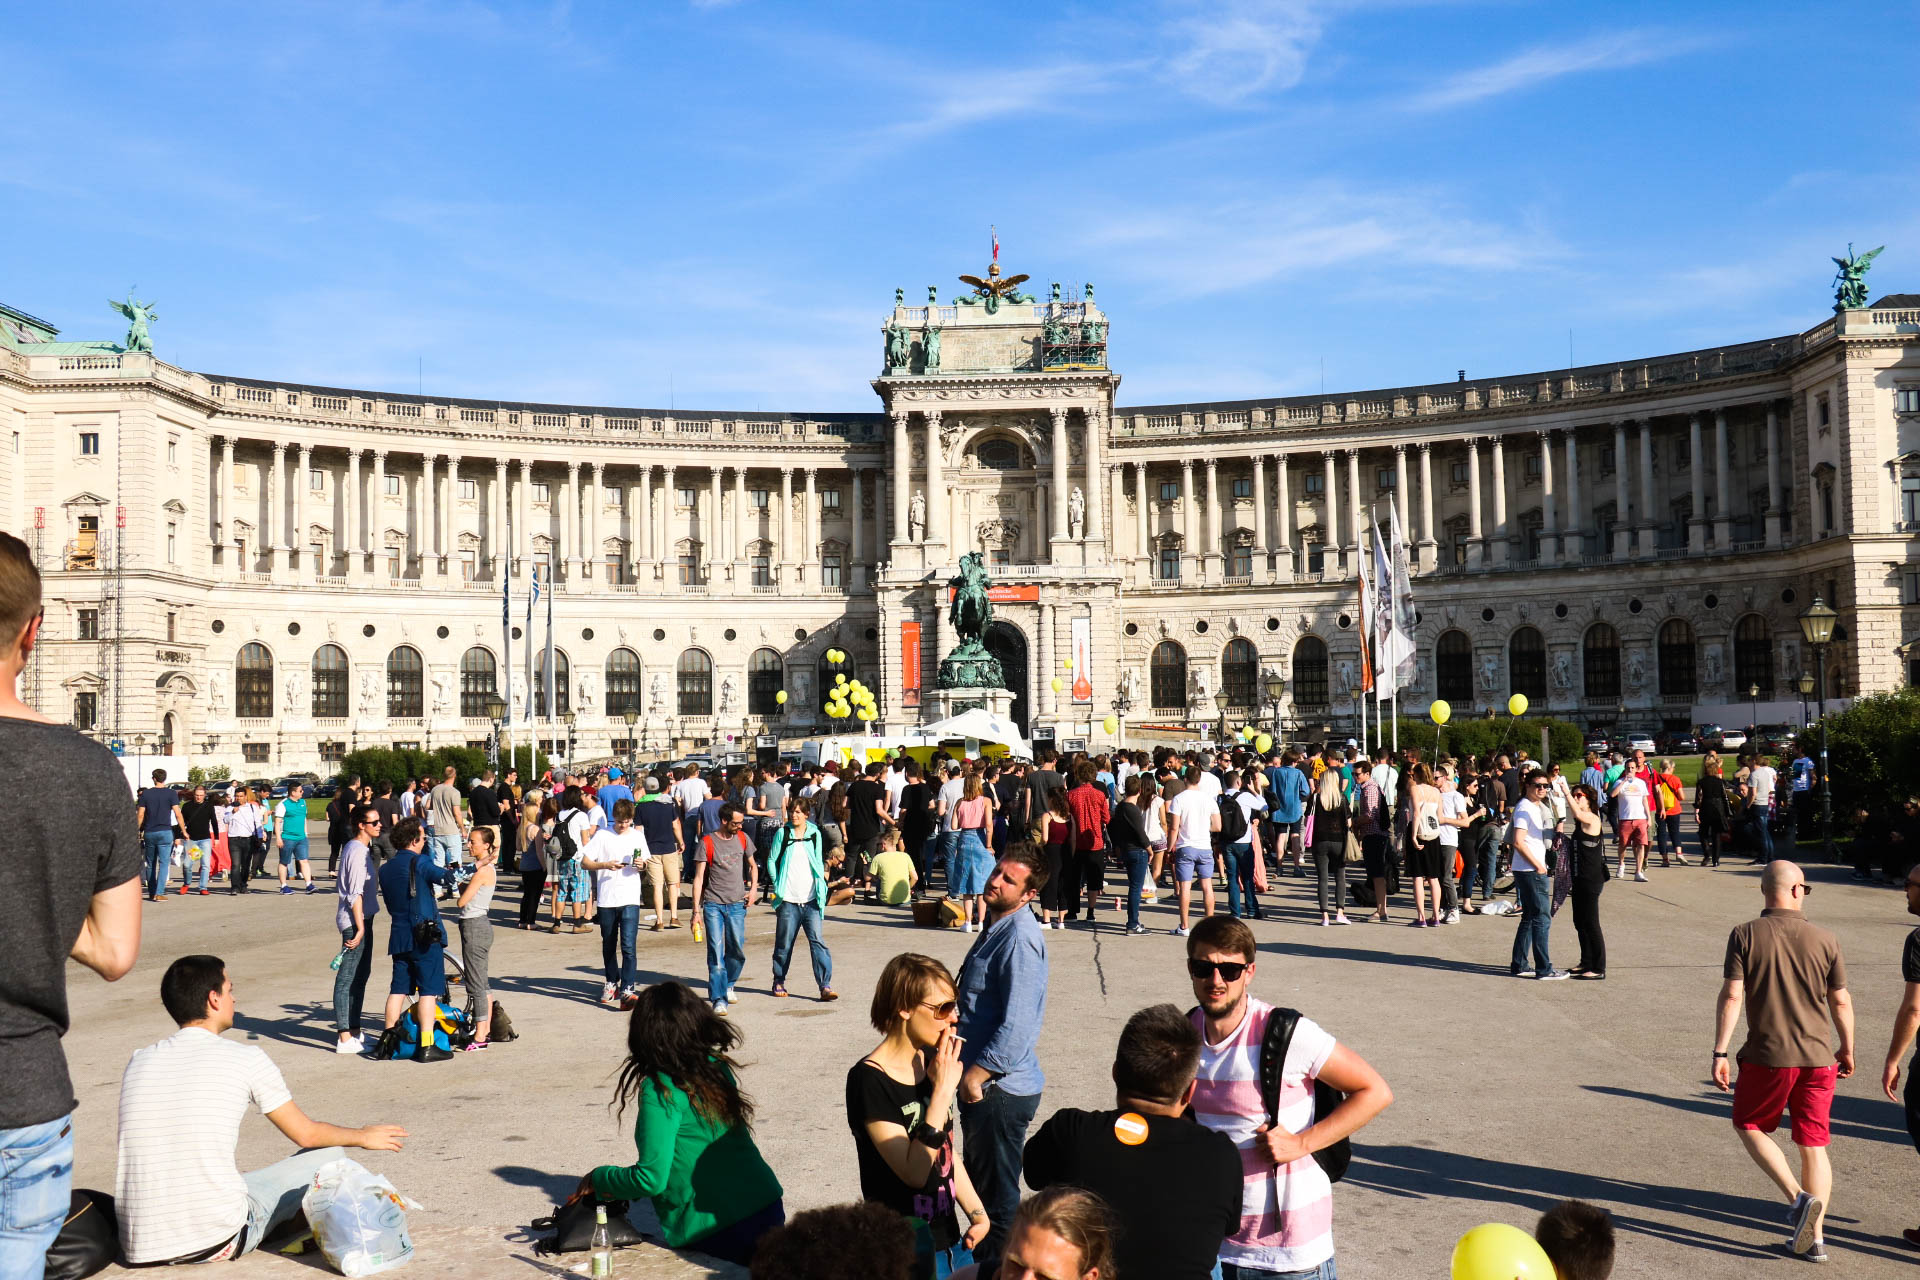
775 690 787 705
1050 677 1063 693
1255 732 1274 754
1507 693 1528 717
835 673 847 686
1430 699 1452 726
1063 658 1074 671
1102 715 1118 735
858 707 874 721
1450 1223 1555 1280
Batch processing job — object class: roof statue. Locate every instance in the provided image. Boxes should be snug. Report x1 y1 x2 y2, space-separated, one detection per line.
109 291 158 353
956 226 1033 314
935 551 1005 690
1832 244 1884 311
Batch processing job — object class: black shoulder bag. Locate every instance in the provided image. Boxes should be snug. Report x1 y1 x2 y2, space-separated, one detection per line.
531 1188 647 1254
1260 1007 1351 1183
409 854 446 951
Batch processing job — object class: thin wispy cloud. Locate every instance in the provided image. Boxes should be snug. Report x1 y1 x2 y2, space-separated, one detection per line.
1158 0 1325 105
1406 29 1710 111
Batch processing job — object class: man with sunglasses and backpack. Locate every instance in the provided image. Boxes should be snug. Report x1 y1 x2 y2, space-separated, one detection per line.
1184 915 1393 1279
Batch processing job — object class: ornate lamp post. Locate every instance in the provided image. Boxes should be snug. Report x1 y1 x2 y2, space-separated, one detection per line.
484 694 507 770
1797 672 1813 730
623 709 639 775
1798 597 1838 862
562 710 577 777
1264 670 1287 743
1213 690 1230 751
1110 690 1132 751
1748 683 1761 741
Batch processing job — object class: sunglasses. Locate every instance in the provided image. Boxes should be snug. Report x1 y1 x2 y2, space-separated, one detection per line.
1187 959 1250 983
1791 883 1813 897
919 999 958 1018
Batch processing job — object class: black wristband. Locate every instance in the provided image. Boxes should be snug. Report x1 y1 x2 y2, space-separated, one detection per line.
912 1121 945 1148
1712 1051 1728 1058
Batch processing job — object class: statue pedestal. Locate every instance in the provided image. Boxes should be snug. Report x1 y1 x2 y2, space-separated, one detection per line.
921 685 1016 725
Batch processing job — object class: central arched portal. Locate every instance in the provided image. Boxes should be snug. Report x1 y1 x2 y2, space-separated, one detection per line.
984 621 1029 734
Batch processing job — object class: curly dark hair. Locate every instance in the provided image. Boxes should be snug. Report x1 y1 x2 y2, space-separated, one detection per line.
612 982 754 1129
749 1201 914 1280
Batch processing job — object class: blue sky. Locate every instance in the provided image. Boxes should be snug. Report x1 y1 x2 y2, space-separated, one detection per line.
3 1 1913 411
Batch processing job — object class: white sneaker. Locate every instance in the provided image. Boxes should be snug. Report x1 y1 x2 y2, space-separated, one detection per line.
1173 926 1192 937
600 982 619 1005
712 1001 729 1017
1633 871 1649 882
1444 909 1460 924
334 1034 363 1055
725 989 738 1004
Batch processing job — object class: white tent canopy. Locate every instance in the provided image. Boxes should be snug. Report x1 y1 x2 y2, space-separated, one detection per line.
915 708 1032 757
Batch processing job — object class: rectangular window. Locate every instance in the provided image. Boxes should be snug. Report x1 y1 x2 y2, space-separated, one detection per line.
387 549 401 580
73 691 97 730
750 489 770 511
821 554 842 587
1675 438 1692 470
79 432 100 456
1378 467 1397 490
605 485 623 507
460 550 477 581
822 489 842 511
1159 481 1178 502
306 541 323 572
166 523 178 564
1523 455 1541 480
1450 461 1469 485
1903 568 1920 605
677 487 696 509
1903 474 1920 524
1817 393 1831 430
533 483 550 503
1231 476 1252 499
166 611 175 642
1451 529 1467 565
605 554 622 583
1229 544 1251 576
678 552 699 585
1159 545 1180 580
167 437 178 465
78 608 98 640
1897 388 1920 414
385 475 400 495
1599 444 1615 474
309 469 324 491
751 555 771 586
459 479 476 500
989 548 1010 570
1303 473 1324 494
242 742 271 764
318 741 346 762
1307 542 1325 573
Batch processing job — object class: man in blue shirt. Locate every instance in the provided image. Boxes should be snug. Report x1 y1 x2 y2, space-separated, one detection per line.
955 843 1050 1272
374 817 451 1063
135 769 184 901
1268 751 1310 875
595 767 634 814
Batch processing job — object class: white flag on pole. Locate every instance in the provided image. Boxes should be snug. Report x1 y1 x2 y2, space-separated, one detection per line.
1388 501 1417 683
1372 517 1402 699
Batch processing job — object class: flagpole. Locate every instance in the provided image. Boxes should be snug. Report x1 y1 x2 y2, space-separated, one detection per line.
500 508 514 774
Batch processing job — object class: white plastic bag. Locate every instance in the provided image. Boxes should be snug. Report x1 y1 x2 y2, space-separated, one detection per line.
301 1157 423 1276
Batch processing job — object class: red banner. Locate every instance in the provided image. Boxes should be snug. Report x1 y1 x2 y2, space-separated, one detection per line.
948 583 1039 603
901 620 922 707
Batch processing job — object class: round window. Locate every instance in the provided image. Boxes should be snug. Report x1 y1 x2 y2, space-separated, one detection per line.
794 628 808 641
1628 599 1643 614
210 619 225 634
1704 593 1718 609
724 628 737 642
1266 617 1280 631
511 626 522 641
363 624 375 637
436 625 450 639
1480 607 1495 622
865 627 877 641
1194 620 1209 634
287 621 301 635
654 628 667 642
1336 614 1352 629
582 627 595 641
1781 587 1797 605
1554 603 1568 618
1124 622 1138 636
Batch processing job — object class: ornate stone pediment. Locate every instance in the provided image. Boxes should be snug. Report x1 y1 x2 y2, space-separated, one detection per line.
63 491 111 508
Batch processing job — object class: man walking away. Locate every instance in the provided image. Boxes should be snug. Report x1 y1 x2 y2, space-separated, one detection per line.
1880 862 1920 1251
1166 765 1221 937
0 530 142 1280
116 956 405 1265
1023 1003 1241 1280
1185 915 1392 1279
136 768 185 901
954 844 1051 1272
427 765 468 891
1511 772 1567 980
1713 860 1854 1263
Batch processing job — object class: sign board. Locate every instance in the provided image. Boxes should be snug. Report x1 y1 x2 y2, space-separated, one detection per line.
949 583 1040 604
901 620 922 707
1031 725 1056 742
109 739 125 757
1060 737 1088 752
756 734 777 747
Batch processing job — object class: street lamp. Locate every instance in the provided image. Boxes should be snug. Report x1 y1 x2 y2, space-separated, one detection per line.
484 694 507 770
1264 670 1287 745
1747 683 1761 740
1798 597 1838 862
623 709 639 775
1213 689 1230 751
562 710 577 778
1797 672 1813 729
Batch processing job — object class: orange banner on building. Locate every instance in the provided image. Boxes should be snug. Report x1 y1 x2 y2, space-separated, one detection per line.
901 619 922 706
949 583 1039 603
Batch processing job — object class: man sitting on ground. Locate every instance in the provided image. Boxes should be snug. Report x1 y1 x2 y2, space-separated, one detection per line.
1535 1199 1615 1280
1022 1003 1240 1279
115 955 406 1265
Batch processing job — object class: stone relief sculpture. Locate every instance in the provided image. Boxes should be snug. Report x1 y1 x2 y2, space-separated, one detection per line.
579 667 598 711
1627 649 1648 691
1187 663 1214 708
719 673 738 715
1336 660 1357 699
1118 666 1140 707
648 673 670 714
208 668 228 717
1702 644 1724 689
1479 654 1500 693
1552 651 1574 691
922 324 941 373
358 669 381 716
884 318 909 372
1780 640 1800 684
1068 486 1085 539
284 670 307 715
908 491 927 541
509 670 527 718
432 670 456 714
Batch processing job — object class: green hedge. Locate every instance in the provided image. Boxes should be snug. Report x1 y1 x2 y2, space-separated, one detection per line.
333 743 546 792
1385 716 1584 769
1818 687 1920 819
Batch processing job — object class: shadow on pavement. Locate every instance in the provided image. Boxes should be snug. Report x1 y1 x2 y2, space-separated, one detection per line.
1584 1084 1914 1146
1254 939 1512 978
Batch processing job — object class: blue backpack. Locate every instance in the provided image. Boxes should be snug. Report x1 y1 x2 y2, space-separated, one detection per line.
389 1005 468 1059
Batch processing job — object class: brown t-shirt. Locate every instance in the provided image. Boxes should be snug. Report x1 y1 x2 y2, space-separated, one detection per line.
1724 908 1848 1068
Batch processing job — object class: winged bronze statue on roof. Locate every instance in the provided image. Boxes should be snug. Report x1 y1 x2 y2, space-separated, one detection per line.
1831 243 1883 311
109 291 158 353
956 261 1034 314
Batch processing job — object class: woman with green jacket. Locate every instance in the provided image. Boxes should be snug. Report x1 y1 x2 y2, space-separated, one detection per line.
765 794 838 1001
583 981 784 1263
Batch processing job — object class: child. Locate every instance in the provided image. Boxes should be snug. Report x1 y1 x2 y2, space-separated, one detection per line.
1535 1199 1614 1280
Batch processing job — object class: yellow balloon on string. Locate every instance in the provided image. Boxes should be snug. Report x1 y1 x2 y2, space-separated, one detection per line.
1255 732 1273 753
1507 694 1528 717
1430 699 1451 726
1102 715 1118 735
775 690 787 705
1051 678 1063 693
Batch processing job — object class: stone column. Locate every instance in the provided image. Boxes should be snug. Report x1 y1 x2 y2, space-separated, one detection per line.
587 461 602 581
1393 445 1410 541
1712 409 1733 547
1082 408 1103 543
1038 602 1055 719
636 465 652 579
218 437 235 563
442 455 460 578
1204 458 1221 581
1563 431 1581 559
731 466 747 571
1612 423 1631 559
1275 453 1294 575
417 452 433 572
1251 455 1268 581
370 451 387 573
492 459 508 572
1488 437 1508 565
778 468 794 582
1688 414 1706 554
1636 421 1655 556
1538 431 1557 562
1047 408 1069 560
1464 440 1483 567
1180 459 1197 579
345 449 362 581
297 445 315 572
515 460 531 574
656 465 672 582
1346 448 1362 572
1133 461 1149 575
850 468 866 584
1766 404 1781 545
890 412 909 545
267 442 286 570
804 469 819 577
706 468 721 577
623 469 639 583
1416 444 1436 570
926 412 946 548
1108 464 1124 561
564 461 581 579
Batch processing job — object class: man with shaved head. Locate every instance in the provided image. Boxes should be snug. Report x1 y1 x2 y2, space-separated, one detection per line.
1712 860 1854 1263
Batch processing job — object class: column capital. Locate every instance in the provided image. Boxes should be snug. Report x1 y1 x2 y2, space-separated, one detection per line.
517 458 531 475
297 441 313 456
420 449 437 464
495 458 508 475
804 465 819 480
591 460 605 476
371 448 387 462
1204 457 1218 472
1713 407 1728 426
1320 448 1336 461
1465 438 1480 456
889 410 908 425
1391 442 1407 455
566 460 581 477
1048 406 1068 426
271 441 287 457
781 465 794 478
1416 441 1431 454
443 451 461 467
924 409 942 426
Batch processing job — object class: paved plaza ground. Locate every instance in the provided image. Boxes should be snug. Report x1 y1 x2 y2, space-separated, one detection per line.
68 852 1919 1278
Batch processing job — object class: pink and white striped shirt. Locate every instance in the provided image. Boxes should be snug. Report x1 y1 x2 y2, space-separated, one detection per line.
1190 998 1337 1273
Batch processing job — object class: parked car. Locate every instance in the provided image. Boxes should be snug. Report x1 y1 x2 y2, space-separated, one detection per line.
1584 734 1613 755
1754 724 1797 754
1716 728 1748 750
1657 731 1700 755
1614 727 1658 754
1694 723 1749 750
243 777 275 796
311 781 339 798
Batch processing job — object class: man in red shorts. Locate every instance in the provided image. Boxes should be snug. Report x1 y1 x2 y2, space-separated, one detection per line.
1713 860 1855 1263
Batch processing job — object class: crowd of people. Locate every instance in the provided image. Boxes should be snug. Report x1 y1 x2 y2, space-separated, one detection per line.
5 520 1920 1277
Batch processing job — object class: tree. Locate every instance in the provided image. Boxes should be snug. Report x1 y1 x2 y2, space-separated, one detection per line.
1819 687 1920 822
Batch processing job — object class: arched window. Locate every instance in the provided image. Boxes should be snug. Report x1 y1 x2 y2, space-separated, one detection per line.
1508 627 1545 701
1149 641 1187 709
1292 636 1329 707
386 645 423 718
1733 614 1774 695
1221 638 1258 708
534 650 571 717
1658 619 1696 697
1583 624 1620 700
747 648 784 716
678 648 714 717
235 643 273 718
311 644 348 718
1435 630 1472 703
605 648 641 717
460 646 497 718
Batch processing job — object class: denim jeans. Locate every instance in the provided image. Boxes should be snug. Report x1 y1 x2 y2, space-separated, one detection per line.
703 901 748 1002
1752 810 1775 861
1510 868 1552 974
1119 846 1149 928
937 830 962 891
959 1084 1041 1271
142 829 173 897
427 831 462 874
0 1114 71 1280
1223 841 1260 917
186 837 213 890
333 927 373 1033
598 904 639 990
237 1147 347 1255
772 900 832 990
1458 831 1498 902
1222 1259 1338 1280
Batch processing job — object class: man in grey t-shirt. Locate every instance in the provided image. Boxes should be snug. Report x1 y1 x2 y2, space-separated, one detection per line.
426 766 467 885
690 805 757 1014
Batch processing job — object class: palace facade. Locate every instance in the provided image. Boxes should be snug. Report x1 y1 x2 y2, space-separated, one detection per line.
3 272 1918 774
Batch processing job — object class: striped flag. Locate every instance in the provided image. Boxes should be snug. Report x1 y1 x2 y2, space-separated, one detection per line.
500 507 513 724
1388 501 1418 684
542 561 556 731
523 564 540 728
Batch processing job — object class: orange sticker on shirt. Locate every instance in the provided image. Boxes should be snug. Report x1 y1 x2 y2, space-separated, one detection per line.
1112 1112 1149 1146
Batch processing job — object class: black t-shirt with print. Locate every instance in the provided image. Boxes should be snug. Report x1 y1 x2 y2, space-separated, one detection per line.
845 1060 960 1251
1904 927 1920 985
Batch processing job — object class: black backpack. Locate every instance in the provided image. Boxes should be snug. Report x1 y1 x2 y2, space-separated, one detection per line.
1260 1006 1350 1183
552 810 582 863
1216 792 1249 846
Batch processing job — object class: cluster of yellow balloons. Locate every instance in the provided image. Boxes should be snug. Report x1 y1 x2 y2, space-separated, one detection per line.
1450 1223 1554 1279
826 669 878 723
825 647 847 665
